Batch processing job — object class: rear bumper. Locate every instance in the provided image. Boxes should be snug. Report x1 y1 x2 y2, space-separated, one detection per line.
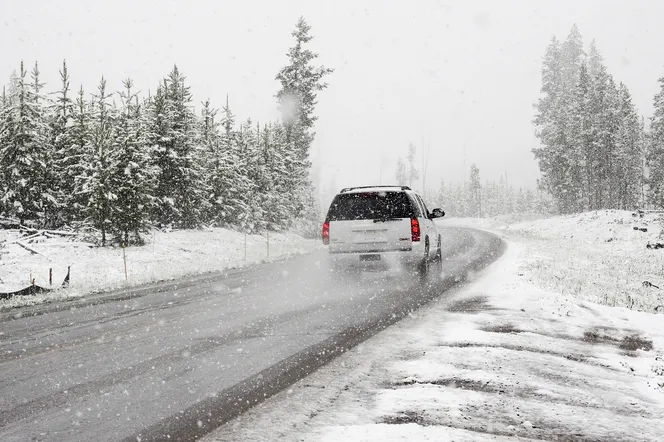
327 246 425 272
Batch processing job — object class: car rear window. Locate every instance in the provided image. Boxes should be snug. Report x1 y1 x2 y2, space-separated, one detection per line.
326 192 415 221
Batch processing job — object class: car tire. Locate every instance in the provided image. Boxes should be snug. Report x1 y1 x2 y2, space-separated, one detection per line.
416 241 430 277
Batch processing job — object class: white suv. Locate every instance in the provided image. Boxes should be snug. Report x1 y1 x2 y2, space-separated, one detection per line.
322 185 445 275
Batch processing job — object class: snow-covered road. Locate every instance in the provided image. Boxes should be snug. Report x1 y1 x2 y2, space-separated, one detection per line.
0 227 502 442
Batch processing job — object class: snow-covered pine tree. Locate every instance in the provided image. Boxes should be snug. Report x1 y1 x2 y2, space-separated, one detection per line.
395 157 407 186
199 98 220 225
150 66 206 228
614 83 644 209
533 36 569 212
235 118 264 233
204 98 251 229
570 62 593 211
50 60 78 225
443 181 455 216
275 17 332 223
468 163 481 217
69 85 91 223
561 25 586 95
30 62 59 227
80 77 116 245
534 26 591 214
455 182 468 217
406 143 419 189
276 17 333 161
435 180 447 212
0 61 53 226
588 62 620 209
515 188 527 214
482 181 498 217
271 122 299 227
648 77 664 208
110 78 156 244
259 122 291 230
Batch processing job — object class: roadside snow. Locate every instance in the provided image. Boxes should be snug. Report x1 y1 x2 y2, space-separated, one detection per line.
203 218 664 441
448 211 664 313
0 228 321 309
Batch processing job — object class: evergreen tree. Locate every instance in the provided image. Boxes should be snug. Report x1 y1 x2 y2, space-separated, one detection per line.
395 157 407 186
69 86 91 223
407 143 419 188
150 66 206 228
533 36 570 212
275 17 333 222
110 78 156 244
560 24 585 93
534 26 645 214
648 77 664 208
81 77 116 245
50 60 77 224
435 180 447 211
614 83 644 209
570 63 593 211
468 163 481 217
276 17 333 160
0 61 53 226
235 118 263 232
212 98 252 228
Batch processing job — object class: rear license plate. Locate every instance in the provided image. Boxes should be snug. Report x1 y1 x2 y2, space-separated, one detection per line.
360 254 381 262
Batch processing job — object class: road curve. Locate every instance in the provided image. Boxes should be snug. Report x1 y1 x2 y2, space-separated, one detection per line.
0 226 503 442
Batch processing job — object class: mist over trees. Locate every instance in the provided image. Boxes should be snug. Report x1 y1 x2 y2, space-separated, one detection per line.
0 17 331 245
533 25 652 214
433 164 552 218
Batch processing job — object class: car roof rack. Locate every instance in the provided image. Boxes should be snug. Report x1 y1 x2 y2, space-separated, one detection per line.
340 185 411 193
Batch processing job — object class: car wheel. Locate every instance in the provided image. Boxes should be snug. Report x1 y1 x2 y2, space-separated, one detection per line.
417 241 430 277
432 238 443 275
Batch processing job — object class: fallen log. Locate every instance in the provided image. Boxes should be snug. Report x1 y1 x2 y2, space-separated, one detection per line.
37 242 95 248
44 230 78 237
15 242 48 257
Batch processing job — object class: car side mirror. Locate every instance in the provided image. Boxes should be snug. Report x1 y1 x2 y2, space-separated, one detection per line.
431 208 445 218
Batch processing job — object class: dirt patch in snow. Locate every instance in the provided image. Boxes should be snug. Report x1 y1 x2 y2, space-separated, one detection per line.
620 334 654 352
380 411 431 426
447 295 494 313
436 342 588 364
582 327 654 352
482 323 523 334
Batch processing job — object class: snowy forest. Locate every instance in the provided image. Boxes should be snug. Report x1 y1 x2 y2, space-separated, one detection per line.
533 25 664 214
423 24 664 218
0 18 331 245
432 165 551 218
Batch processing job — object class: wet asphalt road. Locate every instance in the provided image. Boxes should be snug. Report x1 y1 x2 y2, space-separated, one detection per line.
0 226 503 442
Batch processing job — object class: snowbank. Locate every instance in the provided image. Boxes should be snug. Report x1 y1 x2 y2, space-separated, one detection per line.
0 228 321 309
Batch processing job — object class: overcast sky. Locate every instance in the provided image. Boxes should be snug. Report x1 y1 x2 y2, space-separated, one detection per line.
2 0 664 203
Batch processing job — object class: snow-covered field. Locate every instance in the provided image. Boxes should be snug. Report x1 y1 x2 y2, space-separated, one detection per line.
0 228 321 309
203 212 664 441
450 210 664 313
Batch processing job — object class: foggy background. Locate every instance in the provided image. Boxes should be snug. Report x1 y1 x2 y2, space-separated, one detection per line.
2 0 663 207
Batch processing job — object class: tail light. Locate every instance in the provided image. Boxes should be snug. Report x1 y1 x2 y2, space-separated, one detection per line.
411 217 420 242
322 220 330 245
